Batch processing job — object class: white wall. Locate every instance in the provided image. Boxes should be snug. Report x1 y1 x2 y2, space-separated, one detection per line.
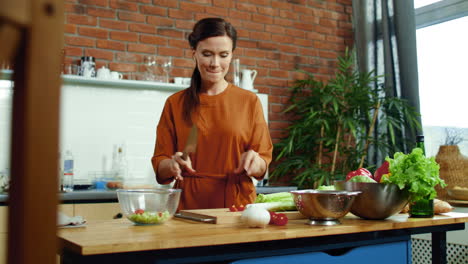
0 78 268 187
0 81 12 175
59 84 170 185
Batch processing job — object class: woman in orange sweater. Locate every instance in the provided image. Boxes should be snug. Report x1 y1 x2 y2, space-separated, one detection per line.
152 17 273 210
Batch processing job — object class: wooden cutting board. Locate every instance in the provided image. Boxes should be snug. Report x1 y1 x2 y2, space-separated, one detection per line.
177 208 306 224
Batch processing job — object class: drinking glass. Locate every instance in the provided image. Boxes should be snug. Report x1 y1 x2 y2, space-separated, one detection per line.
409 198 434 218
143 56 156 81
160 56 173 83
62 64 79 75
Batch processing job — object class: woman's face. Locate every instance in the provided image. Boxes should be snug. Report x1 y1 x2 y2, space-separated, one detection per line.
193 35 233 85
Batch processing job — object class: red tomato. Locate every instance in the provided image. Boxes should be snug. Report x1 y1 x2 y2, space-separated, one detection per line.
274 213 288 226
268 211 278 224
229 205 238 212
134 209 145 214
237 205 245 211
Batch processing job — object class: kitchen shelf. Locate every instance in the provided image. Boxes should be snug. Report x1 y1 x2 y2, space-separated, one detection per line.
0 70 189 92
0 70 259 93
62 75 189 91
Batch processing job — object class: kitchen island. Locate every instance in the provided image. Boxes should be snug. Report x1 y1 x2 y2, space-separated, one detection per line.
58 211 468 264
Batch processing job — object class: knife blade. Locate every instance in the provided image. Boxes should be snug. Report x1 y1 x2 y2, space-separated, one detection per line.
174 211 216 224
181 125 197 160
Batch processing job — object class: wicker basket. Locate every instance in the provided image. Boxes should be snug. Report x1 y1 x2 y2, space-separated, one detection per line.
435 145 468 200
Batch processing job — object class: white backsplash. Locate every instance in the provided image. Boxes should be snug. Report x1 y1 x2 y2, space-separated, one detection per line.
0 78 268 186
59 84 170 185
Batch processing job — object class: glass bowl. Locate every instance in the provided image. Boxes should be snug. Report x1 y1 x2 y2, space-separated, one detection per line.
116 188 182 225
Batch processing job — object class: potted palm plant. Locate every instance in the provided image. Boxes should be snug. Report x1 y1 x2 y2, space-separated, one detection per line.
270 48 421 189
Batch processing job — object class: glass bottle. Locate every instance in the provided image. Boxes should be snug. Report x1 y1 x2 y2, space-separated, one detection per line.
233 59 240 86
409 135 434 218
416 135 426 154
62 150 74 192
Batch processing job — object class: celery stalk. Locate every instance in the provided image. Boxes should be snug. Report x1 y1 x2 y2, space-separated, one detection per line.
252 192 296 211
248 201 296 212
255 192 293 203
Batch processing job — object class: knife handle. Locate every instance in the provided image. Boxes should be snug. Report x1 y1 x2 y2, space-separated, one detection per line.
181 152 189 161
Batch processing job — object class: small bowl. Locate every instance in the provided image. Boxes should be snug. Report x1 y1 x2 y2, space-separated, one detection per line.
290 189 361 225
117 188 182 225
334 181 409 220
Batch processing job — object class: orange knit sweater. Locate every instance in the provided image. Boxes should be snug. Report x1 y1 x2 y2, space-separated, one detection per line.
152 84 273 210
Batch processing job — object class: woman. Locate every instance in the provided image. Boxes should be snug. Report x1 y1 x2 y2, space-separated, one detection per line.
151 17 273 210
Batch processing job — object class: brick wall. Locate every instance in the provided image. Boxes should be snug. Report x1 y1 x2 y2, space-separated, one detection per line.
63 0 354 143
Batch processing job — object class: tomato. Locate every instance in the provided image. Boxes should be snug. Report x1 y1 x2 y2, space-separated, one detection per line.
229 205 245 212
268 211 278 224
134 209 145 214
229 205 238 212
274 213 288 226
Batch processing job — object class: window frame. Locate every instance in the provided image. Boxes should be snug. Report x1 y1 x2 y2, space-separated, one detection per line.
415 0 468 29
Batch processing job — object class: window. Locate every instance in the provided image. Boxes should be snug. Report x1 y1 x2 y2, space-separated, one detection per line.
414 0 443 9
415 0 468 157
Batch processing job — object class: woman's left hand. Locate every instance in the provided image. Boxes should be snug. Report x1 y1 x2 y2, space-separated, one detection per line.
234 150 266 178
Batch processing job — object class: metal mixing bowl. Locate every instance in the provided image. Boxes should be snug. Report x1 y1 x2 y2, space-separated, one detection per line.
117 188 182 225
290 189 361 225
334 181 409 220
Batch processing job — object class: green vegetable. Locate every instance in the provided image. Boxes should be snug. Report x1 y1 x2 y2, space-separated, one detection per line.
348 176 377 183
249 201 296 212
255 192 292 203
128 210 170 225
381 148 446 202
253 192 296 211
317 185 336 190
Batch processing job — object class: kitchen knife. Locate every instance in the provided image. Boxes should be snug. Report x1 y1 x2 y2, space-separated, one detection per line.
174 211 216 224
181 125 197 160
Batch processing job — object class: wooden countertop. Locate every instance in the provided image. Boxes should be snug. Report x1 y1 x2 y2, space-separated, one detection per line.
58 211 468 256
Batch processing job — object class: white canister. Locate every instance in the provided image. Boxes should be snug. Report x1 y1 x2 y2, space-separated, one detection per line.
110 71 123 80
96 66 111 79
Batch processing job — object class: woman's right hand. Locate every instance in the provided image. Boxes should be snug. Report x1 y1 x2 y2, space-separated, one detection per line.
160 152 196 181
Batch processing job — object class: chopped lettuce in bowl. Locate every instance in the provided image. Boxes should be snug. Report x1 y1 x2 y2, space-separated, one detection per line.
128 210 171 225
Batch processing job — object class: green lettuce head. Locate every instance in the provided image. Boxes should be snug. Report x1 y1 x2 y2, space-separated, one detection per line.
382 148 446 202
